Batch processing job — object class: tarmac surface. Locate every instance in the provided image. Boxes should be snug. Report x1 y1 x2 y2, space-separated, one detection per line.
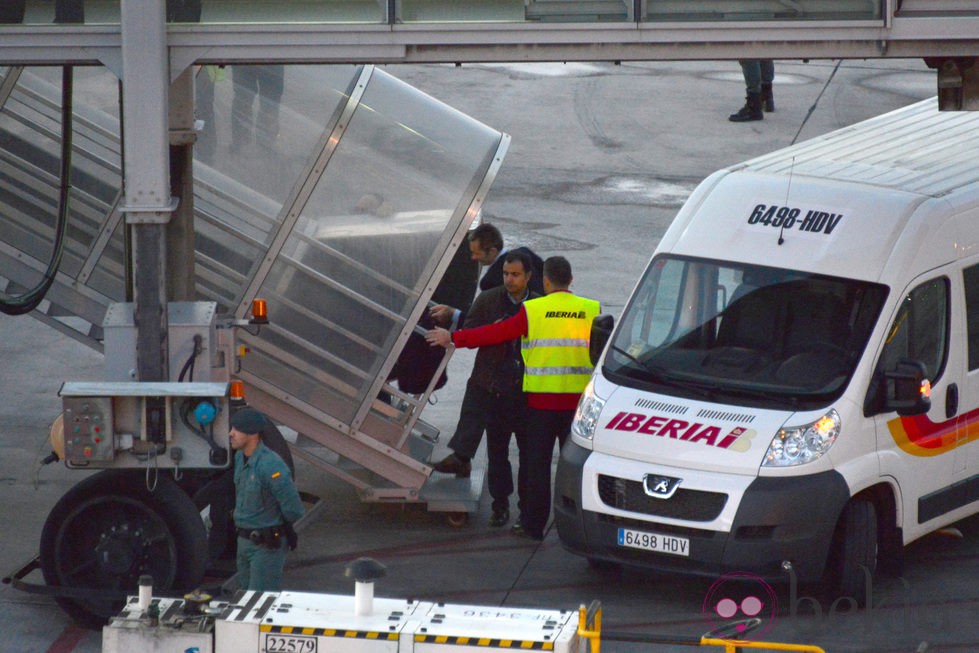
6 58 979 653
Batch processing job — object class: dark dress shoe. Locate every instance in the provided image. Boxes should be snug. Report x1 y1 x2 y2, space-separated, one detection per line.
431 453 471 478
489 507 510 527
510 522 543 541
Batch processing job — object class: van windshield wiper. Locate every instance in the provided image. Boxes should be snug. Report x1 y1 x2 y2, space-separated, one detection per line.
609 344 648 370
609 345 719 399
649 367 721 400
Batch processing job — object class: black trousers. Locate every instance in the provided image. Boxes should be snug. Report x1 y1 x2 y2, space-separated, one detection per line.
518 408 574 539
485 386 528 512
446 378 493 459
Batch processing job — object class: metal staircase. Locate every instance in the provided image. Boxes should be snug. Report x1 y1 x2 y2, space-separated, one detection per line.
0 62 508 513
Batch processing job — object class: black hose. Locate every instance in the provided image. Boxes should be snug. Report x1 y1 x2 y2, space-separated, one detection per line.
0 66 73 315
177 335 203 382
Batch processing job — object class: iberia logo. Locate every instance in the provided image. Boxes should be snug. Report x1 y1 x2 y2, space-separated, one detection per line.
887 407 979 457
605 412 756 451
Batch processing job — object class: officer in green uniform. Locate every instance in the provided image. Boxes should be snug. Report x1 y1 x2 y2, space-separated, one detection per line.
229 408 304 592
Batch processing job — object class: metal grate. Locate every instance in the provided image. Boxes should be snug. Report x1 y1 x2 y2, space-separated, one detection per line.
597 474 727 522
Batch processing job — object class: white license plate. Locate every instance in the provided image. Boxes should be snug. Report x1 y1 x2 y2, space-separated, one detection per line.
265 634 318 653
618 528 690 557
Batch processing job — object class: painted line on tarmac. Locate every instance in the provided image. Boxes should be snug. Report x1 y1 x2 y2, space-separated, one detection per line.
47 624 86 653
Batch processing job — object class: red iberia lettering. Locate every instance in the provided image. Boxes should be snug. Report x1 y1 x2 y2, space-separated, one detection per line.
658 419 688 439
605 412 627 429
605 410 752 451
688 426 721 446
637 416 667 434
609 413 645 432
680 423 703 440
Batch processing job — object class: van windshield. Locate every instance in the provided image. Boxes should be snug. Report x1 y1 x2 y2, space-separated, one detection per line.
603 256 888 410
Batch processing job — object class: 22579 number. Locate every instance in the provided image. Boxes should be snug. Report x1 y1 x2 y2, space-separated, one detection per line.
265 634 317 653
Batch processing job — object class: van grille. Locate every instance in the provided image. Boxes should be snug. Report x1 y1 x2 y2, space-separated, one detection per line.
597 475 727 522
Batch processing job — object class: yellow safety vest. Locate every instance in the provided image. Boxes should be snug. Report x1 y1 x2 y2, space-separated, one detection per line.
521 292 600 394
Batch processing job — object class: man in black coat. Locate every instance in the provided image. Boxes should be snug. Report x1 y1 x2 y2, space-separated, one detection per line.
429 250 541 528
430 223 543 328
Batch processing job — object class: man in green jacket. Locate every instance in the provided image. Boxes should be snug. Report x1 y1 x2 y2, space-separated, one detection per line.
230 408 304 592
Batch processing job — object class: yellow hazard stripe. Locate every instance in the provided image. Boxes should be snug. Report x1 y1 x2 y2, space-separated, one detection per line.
260 624 397 640
413 634 554 649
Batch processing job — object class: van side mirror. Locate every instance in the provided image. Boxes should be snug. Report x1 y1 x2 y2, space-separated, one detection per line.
883 360 932 416
590 314 614 366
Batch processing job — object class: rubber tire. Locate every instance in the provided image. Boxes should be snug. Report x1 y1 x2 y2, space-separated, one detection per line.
833 499 877 607
446 512 469 528
39 470 207 628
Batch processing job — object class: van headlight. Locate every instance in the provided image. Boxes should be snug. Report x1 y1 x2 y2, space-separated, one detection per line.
572 380 605 441
763 409 840 467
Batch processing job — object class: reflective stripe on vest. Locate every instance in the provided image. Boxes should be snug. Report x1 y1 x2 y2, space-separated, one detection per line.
521 292 600 394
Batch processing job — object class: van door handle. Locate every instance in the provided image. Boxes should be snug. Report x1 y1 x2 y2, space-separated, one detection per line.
946 383 959 419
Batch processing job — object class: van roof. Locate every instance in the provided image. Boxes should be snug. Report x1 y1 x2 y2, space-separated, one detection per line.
732 98 979 198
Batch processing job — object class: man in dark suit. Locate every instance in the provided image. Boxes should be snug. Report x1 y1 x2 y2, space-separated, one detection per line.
430 223 543 328
471 223 544 295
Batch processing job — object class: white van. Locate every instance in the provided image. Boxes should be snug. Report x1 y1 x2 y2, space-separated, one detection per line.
554 98 979 603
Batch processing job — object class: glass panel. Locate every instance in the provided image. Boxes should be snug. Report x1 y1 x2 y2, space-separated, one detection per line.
202 0 387 23
192 64 360 312
0 66 124 304
240 67 502 423
965 264 979 371
645 0 881 21
88 217 127 302
605 256 888 410
16 1 386 25
876 278 949 381
19 0 114 24
399 0 632 22
10 0 881 25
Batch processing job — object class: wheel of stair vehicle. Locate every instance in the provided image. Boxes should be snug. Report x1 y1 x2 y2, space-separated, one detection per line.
446 512 469 527
39 470 207 628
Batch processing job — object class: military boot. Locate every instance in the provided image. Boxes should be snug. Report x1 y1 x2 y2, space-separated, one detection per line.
729 92 763 122
761 83 775 112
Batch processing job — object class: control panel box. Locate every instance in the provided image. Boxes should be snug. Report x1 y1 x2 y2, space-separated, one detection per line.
103 301 224 382
62 395 114 463
60 381 230 470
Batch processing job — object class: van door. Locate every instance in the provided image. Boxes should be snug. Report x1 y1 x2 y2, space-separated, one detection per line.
870 272 961 538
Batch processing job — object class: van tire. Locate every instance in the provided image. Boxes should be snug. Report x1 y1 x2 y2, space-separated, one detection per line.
834 498 877 607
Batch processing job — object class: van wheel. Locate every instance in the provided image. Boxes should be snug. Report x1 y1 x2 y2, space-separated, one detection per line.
832 498 877 607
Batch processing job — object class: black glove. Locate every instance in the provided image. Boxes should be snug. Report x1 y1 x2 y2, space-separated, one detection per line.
283 522 298 551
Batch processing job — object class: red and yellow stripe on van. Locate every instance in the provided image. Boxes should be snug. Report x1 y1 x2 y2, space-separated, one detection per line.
887 409 979 457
